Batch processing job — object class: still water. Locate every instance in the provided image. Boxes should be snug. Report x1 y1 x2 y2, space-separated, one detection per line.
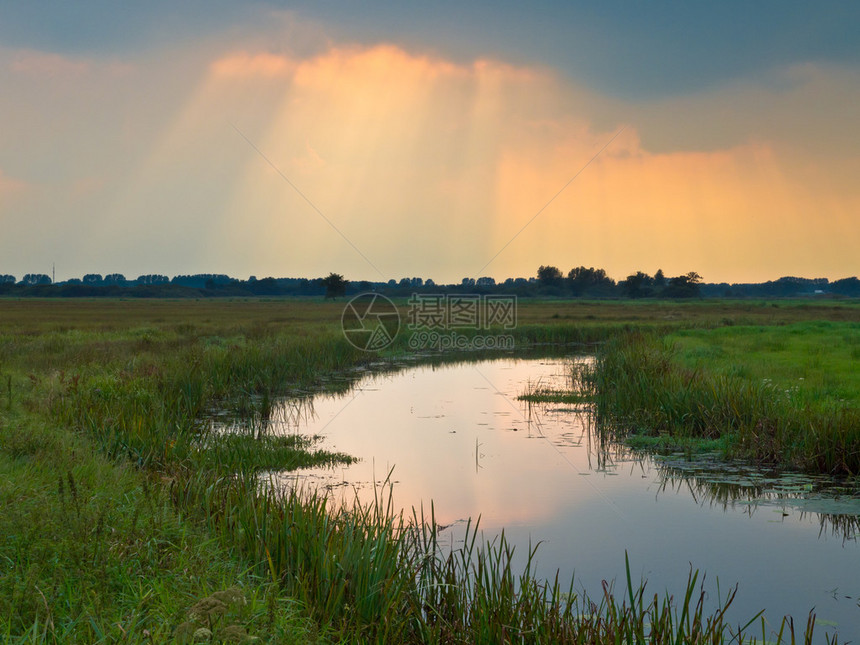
234 357 860 637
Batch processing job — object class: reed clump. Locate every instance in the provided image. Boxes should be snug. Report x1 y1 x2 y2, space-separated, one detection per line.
172 467 810 644
592 328 860 474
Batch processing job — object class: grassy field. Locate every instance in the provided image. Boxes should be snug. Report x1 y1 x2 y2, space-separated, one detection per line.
0 300 368 643
670 321 860 409
1 297 858 642
590 319 860 473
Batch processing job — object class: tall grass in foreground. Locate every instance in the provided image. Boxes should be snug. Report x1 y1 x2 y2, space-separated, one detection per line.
169 469 823 644
591 331 860 474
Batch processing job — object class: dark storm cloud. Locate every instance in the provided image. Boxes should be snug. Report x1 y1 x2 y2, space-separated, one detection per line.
2 1 858 98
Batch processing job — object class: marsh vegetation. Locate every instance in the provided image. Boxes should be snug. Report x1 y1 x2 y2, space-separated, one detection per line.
591 322 860 473
0 298 857 642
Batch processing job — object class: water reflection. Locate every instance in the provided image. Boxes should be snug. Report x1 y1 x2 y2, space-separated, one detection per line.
214 357 860 537
212 356 860 634
656 459 860 543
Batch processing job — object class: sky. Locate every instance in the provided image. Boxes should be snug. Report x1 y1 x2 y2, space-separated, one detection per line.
0 1 858 285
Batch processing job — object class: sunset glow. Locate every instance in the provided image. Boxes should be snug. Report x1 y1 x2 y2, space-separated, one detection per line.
1 4 857 283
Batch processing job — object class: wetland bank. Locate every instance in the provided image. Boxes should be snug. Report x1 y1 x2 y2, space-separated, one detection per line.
1 298 858 643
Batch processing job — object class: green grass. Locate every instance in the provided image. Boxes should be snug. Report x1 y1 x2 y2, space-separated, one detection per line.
623 433 730 456
518 390 592 404
1 298 858 642
591 321 860 474
0 302 365 642
0 411 331 643
517 361 595 405
670 321 860 409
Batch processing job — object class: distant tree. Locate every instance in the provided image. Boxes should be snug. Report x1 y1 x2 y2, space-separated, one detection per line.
476 276 496 287
21 274 51 285
0 274 15 284
831 277 859 295
358 280 373 292
248 277 280 295
831 277 860 296
424 278 436 287
537 265 563 287
461 277 476 287
82 273 103 285
566 266 614 296
620 272 653 298
654 269 666 287
322 273 348 299
103 273 127 286
136 274 169 285
172 274 233 288
399 278 411 288
664 271 702 298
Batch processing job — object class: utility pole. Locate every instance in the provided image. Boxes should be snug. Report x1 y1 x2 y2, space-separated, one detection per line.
52 263 55 284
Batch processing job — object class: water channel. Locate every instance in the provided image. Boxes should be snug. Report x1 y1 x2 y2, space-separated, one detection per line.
218 356 860 638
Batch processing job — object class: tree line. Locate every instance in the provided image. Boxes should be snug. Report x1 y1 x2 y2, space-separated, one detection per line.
534 265 704 298
1 269 858 299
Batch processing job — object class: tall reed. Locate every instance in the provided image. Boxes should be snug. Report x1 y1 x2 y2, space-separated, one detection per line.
591 332 860 474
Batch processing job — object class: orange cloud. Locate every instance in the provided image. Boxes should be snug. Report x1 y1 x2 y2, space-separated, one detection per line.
211 51 297 77
492 129 859 282
92 43 859 282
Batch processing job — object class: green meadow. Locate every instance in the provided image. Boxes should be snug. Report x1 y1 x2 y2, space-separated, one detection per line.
590 320 860 473
0 298 858 643
670 321 860 409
